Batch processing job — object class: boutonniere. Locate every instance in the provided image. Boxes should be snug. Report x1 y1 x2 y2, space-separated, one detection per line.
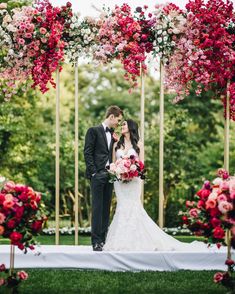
112 132 119 142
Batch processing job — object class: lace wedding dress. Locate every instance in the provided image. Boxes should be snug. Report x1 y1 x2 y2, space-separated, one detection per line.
103 148 215 252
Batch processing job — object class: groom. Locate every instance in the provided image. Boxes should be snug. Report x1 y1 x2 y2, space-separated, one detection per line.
84 105 123 251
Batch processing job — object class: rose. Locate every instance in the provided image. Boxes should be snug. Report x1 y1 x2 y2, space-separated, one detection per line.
217 194 227 202
211 218 221 228
130 165 137 171
213 272 224 283
4 181 15 192
0 264 6 272
0 226 4 235
0 213 6 225
39 27 47 34
18 192 28 202
0 278 5 286
197 200 205 209
205 199 216 209
218 201 233 214
31 220 42 233
213 227 225 239
225 259 235 266
3 200 14 209
186 200 194 207
220 182 229 191
15 206 24 219
197 189 210 200
182 215 189 224
7 219 16 229
0 194 5 205
17 271 28 280
189 208 199 218
5 194 13 201
231 191 235 200
10 232 23 244
212 177 223 186
0 3 7 9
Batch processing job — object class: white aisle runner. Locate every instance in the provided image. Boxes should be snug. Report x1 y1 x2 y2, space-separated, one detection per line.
0 245 232 272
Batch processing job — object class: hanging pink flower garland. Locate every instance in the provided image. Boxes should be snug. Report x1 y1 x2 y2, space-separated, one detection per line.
31 0 73 93
95 4 155 88
165 0 235 120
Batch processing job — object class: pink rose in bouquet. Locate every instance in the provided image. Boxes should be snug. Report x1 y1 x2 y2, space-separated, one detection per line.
107 155 145 183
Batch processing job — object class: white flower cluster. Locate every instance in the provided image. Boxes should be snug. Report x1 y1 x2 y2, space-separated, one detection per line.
153 7 186 62
42 226 91 235
65 14 99 63
163 226 192 236
0 9 13 68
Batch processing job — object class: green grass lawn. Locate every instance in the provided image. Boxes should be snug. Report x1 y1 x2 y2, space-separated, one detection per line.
1 270 224 294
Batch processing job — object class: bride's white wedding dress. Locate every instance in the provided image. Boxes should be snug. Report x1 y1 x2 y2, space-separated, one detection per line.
103 148 216 252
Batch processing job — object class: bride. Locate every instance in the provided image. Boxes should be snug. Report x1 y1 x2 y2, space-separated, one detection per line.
103 119 213 252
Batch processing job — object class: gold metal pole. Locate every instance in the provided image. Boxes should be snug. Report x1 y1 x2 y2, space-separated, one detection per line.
159 61 164 228
9 244 15 275
224 80 230 171
140 63 145 204
55 67 60 245
75 61 79 245
224 80 231 262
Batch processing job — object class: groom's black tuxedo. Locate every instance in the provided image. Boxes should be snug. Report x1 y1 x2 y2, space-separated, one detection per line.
84 124 114 246
84 125 113 179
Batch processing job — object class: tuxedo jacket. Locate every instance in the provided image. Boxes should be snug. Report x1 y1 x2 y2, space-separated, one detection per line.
84 124 114 179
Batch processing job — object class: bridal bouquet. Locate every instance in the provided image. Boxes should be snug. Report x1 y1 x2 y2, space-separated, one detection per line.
107 155 145 183
0 177 46 252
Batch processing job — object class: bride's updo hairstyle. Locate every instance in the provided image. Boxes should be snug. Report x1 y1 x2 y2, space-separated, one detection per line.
116 119 140 154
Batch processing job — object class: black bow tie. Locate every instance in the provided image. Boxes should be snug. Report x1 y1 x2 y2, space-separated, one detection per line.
105 127 113 133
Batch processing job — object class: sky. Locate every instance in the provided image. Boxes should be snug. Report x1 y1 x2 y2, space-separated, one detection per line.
50 0 194 16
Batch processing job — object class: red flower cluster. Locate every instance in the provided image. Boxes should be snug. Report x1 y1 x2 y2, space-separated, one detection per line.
0 180 46 251
183 169 235 247
97 4 155 88
213 259 235 293
31 0 73 93
167 0 235 120
0 264 28 291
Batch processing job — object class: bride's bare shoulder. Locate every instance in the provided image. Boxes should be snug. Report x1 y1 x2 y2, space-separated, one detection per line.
113 142 118 149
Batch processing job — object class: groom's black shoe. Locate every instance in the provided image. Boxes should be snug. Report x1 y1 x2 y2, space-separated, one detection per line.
93 243 103 251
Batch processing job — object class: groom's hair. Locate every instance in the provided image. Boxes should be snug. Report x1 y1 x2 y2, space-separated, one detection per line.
105 105 123 118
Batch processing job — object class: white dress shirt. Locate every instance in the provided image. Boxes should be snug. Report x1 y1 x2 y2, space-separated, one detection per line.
102 122 112 167
102 122 112 150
